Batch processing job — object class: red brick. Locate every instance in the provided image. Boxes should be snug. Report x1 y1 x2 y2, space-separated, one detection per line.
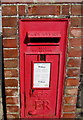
71 17 81 27
70 28 81 37
7 114 19 119
4 69 18 77
71 5 81 16
6 106 19 113
18 5 26 16
3 50 18 58
5 89 18 96
67 69 80 77
62 5 69 15
4 60 18 68
2 17 17 27
3 28 17 38
65 88 78 96
2 6 17 16
68 59 81 67
63 105 76 112
64 97 77 104
28 5 60 15
66 78 79 86
63 113 76 118
68 48 81 57
69 38 81 47
6 97 18 104
3 39 17 48
5 79 18 87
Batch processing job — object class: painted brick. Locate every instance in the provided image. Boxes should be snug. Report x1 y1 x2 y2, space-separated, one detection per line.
66 78 79 86
5 79 18 87
6 97 18 104
68 48 81 57
4 60 18 68
63 105 76 112
18 5 26 16
64 97 77 104
6 106 19 113
68 59 81 67
70 28 81 37
28 5 60 15
67 69 80 77
71 5 81 16
2 17 17 27
4 69 18 77
5 89 18 96
63 113 76 118
65 88 78 96
71 17 81 27
7 114 19 118
3 50 18 58
2 6 17 16
69 38 81 47
3 28 17 38
62 5 69 15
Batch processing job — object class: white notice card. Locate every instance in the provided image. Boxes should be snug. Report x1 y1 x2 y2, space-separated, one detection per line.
33 63 51 88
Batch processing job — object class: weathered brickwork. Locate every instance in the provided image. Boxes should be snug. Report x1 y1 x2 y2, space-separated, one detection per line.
1 2 82 118
0 4 3 120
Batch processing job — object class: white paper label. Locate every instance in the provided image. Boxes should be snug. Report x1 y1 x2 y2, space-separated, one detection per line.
33 63 51 88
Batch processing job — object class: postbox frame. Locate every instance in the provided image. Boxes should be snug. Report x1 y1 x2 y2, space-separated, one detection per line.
20 18 69 118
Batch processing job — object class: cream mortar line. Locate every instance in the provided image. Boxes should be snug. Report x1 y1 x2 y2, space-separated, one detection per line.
5 87 19 89
16 5 21 108
65 86 79 88
0 3 74 5
4 58 18 60
5 77 19 79
64 104 76 106
68 37 83 39
64 104 76 105
67 67 80 69
63 112 76 113
70 47 82 49
6 112 19 114
64 95 78 97
66 77 80 78
4 68 18 70
68 57 81 59
3 37 17 39
3 27 18 29
3 48 18 50
1 0 82 4
2 15 83 18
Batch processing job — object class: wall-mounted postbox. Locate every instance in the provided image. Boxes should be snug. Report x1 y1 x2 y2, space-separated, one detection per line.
20 19 69 118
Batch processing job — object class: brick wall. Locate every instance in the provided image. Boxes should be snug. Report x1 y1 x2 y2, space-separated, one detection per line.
1 2 82 118
0 4 3 120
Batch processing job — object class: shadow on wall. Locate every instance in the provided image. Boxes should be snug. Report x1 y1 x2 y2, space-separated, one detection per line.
1 34 7 120
76 2 83 118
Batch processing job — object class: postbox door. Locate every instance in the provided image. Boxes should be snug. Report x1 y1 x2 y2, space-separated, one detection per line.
25 54 59 118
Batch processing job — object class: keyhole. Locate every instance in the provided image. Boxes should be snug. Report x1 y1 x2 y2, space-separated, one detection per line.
40 54 46 61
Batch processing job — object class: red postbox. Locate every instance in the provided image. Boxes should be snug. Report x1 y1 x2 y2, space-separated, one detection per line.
20 19 69 118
